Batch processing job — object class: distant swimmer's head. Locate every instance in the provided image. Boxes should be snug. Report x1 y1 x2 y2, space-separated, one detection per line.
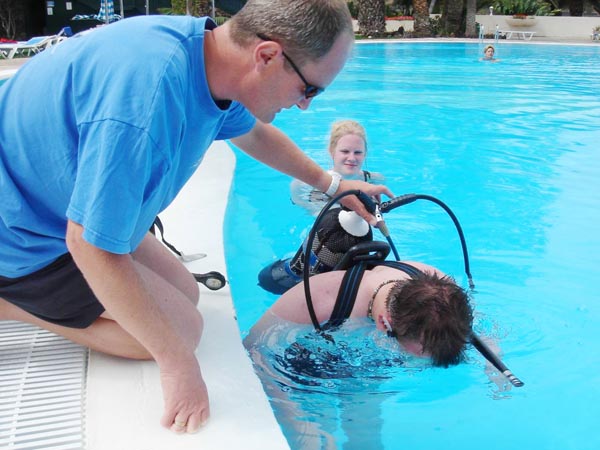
483 45 496 60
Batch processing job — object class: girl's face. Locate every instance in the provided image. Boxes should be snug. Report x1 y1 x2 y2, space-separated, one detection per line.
331 134 366 178
485 47 495 58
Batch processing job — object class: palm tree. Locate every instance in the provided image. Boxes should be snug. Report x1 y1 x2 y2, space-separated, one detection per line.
443 0 464 37
190 0 212 16
0 0 25 39
357 0 386 37
568 0 584 15
465 0 477 37
413 0 431 37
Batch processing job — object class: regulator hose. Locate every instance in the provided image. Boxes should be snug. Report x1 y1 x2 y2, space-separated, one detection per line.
302 190 523 387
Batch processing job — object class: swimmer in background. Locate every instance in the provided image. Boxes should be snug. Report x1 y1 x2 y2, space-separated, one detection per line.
481 44 500 62
290 120 386 215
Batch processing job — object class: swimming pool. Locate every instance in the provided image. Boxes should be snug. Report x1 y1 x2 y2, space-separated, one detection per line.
225 42 600 449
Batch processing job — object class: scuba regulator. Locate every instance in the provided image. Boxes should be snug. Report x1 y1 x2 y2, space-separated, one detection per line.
300 190 524 388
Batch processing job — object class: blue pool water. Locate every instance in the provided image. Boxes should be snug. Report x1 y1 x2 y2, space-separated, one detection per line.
225 42 600 449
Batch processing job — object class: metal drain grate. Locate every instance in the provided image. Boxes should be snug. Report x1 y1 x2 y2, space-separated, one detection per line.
0 321 87 449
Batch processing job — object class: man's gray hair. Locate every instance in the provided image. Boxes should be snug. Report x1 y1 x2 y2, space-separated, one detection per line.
228 0 353 65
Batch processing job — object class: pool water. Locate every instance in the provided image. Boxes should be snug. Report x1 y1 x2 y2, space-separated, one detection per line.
224 42 600 450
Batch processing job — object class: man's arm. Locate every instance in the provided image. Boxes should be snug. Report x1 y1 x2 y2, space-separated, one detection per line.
66 220 208 432
231 122 393 224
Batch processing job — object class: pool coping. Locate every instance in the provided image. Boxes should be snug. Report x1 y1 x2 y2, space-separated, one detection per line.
85 141 289 449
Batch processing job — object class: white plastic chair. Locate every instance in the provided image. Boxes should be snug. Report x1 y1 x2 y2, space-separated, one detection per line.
0 35 57 59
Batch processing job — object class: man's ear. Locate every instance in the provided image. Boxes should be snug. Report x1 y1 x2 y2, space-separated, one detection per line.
381 316 397 338
254 41 281 72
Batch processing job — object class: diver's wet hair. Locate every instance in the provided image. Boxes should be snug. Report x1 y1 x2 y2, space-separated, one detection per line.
386 273 473 367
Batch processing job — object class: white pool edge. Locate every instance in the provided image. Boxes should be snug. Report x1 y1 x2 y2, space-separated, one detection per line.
85 142 289 450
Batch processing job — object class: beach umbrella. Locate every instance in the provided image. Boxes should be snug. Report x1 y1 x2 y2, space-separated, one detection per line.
97 0 114 24
96 0 124 23
71 0 122 24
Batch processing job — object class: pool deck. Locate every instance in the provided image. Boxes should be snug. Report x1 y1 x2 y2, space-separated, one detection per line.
0 58 28 79
86 141 289 450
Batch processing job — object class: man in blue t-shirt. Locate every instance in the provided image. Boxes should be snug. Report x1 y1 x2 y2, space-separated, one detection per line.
0 0 392 434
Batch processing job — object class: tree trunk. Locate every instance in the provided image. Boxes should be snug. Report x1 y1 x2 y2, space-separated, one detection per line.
192 0 212 17
464 0 477 37
444 0 464 37
357 0 386 37
413 0 430 37
568 0 584 16
0 0 25 39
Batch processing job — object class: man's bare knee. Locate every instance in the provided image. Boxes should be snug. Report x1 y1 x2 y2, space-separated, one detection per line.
0 297 11 320
133 233 201 305
189 276 200 306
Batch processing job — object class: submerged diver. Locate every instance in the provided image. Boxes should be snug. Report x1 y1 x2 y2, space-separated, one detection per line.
250 259 473 366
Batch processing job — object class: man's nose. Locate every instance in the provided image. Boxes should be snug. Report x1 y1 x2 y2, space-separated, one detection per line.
296 97 313 110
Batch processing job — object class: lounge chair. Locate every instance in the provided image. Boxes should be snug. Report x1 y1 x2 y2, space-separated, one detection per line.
0 35 58 59
497 29 536 41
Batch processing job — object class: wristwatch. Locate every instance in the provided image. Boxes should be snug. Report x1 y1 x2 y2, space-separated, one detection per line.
325 172 342 197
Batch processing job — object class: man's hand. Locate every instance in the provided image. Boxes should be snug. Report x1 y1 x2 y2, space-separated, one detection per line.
160 352 210 434
336 179 394 225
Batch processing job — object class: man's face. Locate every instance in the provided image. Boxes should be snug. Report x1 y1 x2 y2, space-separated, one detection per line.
251 33 354 123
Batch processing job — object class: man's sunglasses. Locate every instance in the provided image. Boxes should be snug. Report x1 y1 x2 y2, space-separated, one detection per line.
256 33 325 99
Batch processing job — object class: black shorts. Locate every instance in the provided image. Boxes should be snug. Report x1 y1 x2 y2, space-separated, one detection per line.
0 253 105 329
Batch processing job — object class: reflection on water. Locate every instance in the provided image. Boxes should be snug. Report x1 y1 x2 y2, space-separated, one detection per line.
226 43 600 450
244 315 510 448
245 319 428 450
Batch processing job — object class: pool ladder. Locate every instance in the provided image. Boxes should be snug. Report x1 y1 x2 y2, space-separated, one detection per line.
479 24 500 45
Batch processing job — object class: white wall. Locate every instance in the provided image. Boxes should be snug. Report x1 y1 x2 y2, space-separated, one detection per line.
354 16 600 40
476 15 600 40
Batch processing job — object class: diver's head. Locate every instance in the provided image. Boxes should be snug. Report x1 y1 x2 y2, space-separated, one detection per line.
385 273 473 367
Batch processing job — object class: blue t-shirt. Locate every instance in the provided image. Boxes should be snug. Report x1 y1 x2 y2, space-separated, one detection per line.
0 16 255 277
